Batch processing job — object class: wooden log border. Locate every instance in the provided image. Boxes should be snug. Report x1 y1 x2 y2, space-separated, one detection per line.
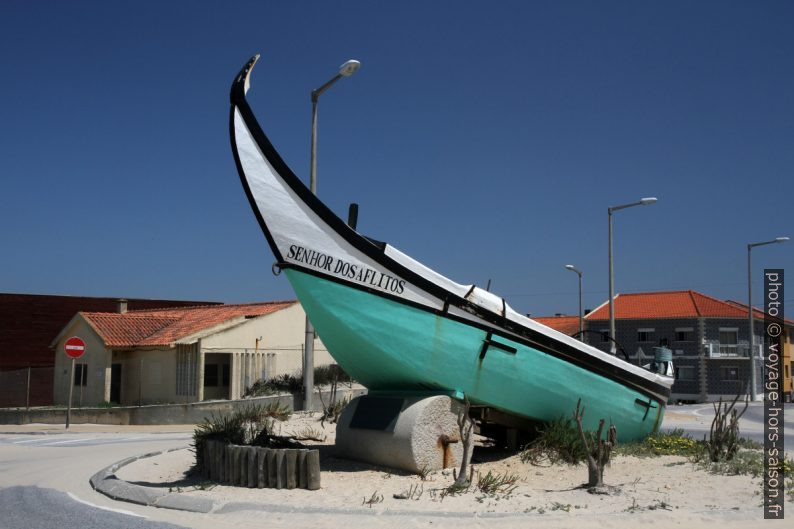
200 440 320 490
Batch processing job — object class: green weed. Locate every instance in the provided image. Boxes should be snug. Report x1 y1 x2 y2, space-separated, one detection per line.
520 416 592 465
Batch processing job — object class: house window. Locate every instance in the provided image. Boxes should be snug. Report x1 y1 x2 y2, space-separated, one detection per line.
637 328 655 343
600 330 609 343
719 328 738 345
204 364 219 387
675 366 695 380
785 364 790 379
73 363 88 386
222 364 230 387
675 328 694 342
720 366 739 381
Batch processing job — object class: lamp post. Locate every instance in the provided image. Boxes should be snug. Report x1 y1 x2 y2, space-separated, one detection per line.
746 236 789 401
303 59 360 411
565 265 583 340
608 197 657 354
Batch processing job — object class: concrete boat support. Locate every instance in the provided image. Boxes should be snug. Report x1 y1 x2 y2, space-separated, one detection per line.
335 395 472 473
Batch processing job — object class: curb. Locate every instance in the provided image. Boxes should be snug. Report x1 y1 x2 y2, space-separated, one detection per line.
89 447 216 513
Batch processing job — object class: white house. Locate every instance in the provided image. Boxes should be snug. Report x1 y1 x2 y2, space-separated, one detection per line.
51 300 333 406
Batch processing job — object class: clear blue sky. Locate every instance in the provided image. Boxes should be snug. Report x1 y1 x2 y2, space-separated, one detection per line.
1 1 791 316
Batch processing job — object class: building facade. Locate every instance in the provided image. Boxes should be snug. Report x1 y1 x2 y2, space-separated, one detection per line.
51 301 333 406
535 290 792 403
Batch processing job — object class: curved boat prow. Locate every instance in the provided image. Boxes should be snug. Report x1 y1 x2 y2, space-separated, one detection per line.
233 54 259 99
229 55 673 441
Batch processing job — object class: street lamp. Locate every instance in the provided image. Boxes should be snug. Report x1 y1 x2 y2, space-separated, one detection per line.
309 59 361 193
565 265 583 340
303 59 361 410
608 197 657 354
746 236 789 401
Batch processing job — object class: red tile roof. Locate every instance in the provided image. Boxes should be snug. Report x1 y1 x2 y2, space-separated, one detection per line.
723 300 794 325
532 315 581 336
81 301 297 347
584 290 792 322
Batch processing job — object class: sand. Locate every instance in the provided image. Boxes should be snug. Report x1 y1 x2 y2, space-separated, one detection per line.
116 411 774 527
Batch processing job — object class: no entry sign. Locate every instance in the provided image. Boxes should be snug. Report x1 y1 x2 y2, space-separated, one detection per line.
64 336 86 359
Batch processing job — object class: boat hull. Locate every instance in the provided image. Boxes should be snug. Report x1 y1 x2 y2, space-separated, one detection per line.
286 268 664 440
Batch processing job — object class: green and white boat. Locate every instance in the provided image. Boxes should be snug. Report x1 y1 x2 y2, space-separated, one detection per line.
229 55 673 440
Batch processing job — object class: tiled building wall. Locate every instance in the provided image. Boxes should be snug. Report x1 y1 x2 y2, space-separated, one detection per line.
585 316 767 401
703 318 764 396
705 359 752 396
586 318 702 398
587 318 698 355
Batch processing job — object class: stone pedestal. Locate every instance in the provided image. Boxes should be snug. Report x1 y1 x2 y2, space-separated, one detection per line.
334 395 471 473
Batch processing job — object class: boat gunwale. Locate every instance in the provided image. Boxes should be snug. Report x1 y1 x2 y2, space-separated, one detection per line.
228 55 672 405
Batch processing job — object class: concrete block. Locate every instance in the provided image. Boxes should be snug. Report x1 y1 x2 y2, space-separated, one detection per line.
155 493 215 513
306 450 321 490
215 441 224 482
239 446 247 486
205 441 213 480
266 449 277 488
285 449 297 489
99 478 164 506
201 442 208 478
256 448 267 488
335 395 471 474
247 447 257 488
236 446 247 486
273 450 285 489
297 449 308 489
209 441 217 480
231 446 240 485
219 443 227 483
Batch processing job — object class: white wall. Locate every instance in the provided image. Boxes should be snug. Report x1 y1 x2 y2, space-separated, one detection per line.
52 318 111 406
201 303 335 383
116 347 178 406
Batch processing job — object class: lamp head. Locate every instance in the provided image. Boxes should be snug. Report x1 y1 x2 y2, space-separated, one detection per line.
565 265 575 271
640 197 658 205
339 60 361 77
775 237 790 243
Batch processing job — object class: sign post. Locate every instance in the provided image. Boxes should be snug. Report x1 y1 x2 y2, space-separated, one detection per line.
25 367 31 410
67 358 75 428
64 337 86 429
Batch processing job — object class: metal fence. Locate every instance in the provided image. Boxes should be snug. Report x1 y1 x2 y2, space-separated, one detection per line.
0 366 53 408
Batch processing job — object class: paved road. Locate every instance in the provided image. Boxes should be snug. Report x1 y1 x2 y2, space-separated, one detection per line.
0 432 190 449
661 401 793 451
0 431 201 529
0 486 187 529
0 432 190 448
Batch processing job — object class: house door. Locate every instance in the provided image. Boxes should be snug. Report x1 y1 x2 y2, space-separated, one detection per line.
110 364 122 404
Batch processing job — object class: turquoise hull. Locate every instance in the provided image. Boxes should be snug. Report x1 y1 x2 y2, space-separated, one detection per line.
286 269 664 441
